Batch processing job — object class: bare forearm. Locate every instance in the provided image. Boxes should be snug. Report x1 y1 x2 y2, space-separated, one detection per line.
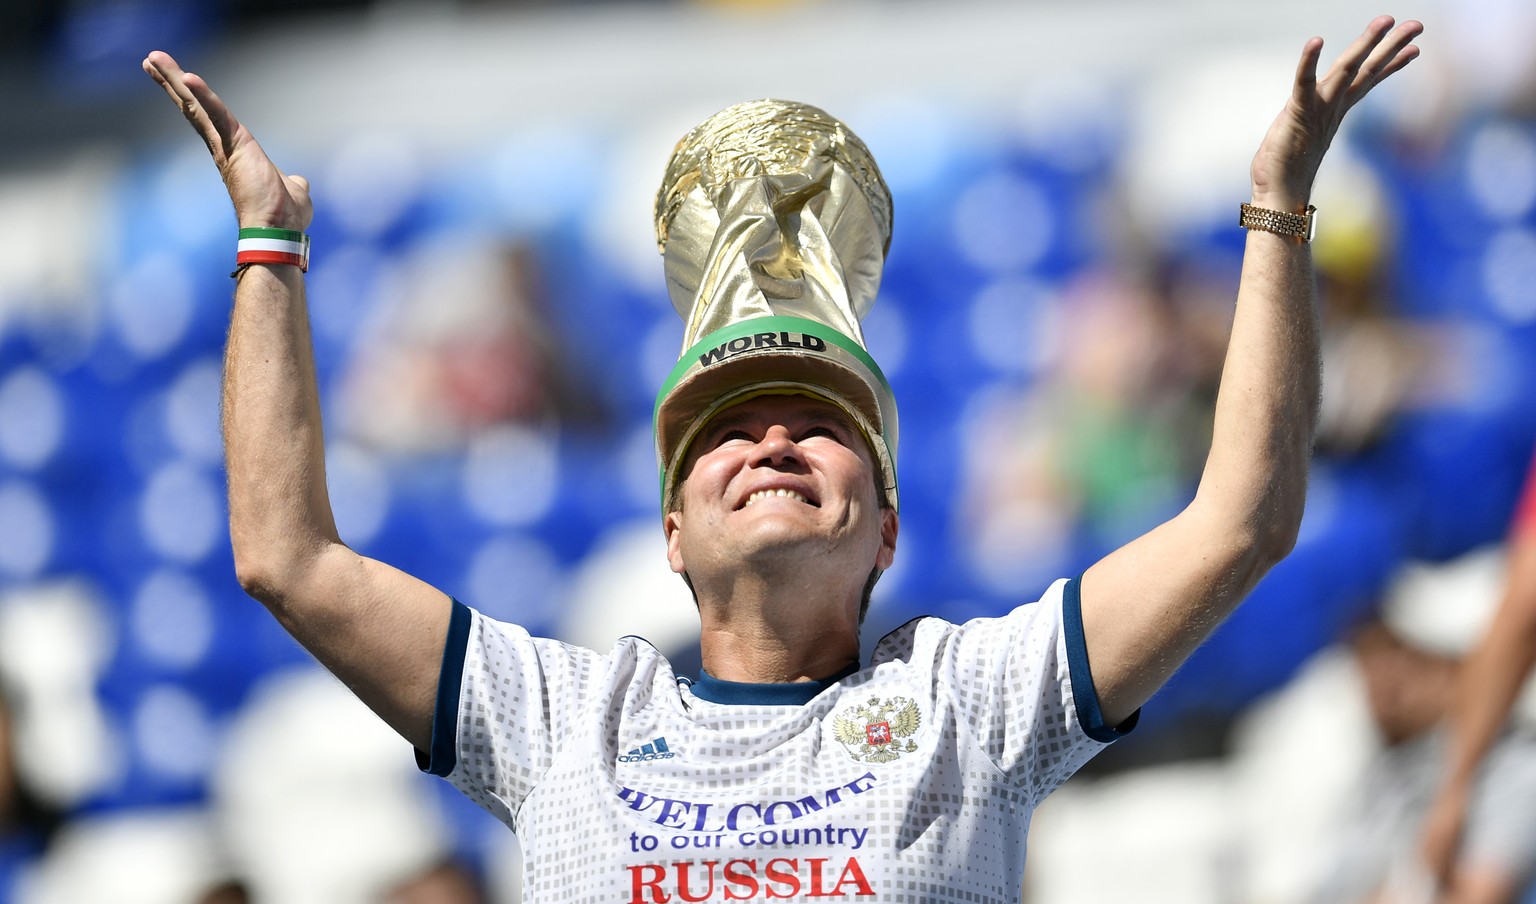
1442 631 1534 789
1081 237 1317 719
1439 541 1536 791
223 263 341 601
1193 225 1319 563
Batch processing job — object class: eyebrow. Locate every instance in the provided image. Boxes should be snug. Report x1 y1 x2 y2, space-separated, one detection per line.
705 400 852 436
702 407 757 434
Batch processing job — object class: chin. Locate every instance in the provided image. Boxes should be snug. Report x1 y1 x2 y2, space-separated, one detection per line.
733 520 829 560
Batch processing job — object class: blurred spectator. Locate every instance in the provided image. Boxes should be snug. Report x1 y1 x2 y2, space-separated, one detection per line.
188 859 485 904
957 262 1206 596
337 237 609 454
381 862 487 904
1414 450 1536 904
0 582 117 899
1309 179 1443 458
195 880 250 904
0 683 60 902
1310 541 1536 904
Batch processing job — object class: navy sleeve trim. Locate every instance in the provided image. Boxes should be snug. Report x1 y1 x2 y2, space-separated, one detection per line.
1062 576 1139 743
417 598 472 777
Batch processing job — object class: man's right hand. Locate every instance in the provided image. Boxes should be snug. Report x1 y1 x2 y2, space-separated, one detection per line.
142 51 312 233
144 50 451 754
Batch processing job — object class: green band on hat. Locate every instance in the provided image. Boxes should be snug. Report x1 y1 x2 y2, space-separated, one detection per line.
654 315 891 417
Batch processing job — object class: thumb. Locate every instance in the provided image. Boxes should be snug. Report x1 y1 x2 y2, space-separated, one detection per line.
288 174 310 192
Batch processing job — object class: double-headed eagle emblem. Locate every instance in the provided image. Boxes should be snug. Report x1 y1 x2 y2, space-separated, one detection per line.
833 696 921 763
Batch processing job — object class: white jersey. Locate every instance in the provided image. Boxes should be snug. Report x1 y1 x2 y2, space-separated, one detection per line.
421 577 1130 903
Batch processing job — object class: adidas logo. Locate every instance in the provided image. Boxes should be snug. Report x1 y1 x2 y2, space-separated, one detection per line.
618 736 676 763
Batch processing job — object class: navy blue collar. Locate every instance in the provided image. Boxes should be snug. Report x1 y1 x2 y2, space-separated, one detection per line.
689 662 861 705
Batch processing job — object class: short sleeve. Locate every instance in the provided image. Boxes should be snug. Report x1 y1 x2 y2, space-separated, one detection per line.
418 603 608 828
937 577 1135 802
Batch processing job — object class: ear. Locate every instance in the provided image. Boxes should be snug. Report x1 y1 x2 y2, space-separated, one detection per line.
876 508 899 571
664 508 687 575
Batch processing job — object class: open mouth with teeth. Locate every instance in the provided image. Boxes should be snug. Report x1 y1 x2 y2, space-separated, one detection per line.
741 488 818 509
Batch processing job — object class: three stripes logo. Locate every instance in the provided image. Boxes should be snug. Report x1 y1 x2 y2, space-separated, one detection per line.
618 737 675 763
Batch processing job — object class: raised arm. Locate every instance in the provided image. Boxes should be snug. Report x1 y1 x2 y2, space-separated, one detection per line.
1079 17 1424 727
142 52 451 751
1418 459 1536 892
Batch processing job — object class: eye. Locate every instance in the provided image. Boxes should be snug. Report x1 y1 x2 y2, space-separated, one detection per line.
800 424 846 443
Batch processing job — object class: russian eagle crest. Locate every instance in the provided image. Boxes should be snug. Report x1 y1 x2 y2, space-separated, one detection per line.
833 696 921 764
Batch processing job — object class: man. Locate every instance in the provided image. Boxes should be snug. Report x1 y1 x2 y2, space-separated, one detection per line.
1413 448 1536 904
143 15 1421 901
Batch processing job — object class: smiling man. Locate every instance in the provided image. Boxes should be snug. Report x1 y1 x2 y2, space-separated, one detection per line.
667 393 898 685
145 15 1422 902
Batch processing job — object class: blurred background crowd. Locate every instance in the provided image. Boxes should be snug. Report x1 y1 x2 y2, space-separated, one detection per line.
2 0 1536 901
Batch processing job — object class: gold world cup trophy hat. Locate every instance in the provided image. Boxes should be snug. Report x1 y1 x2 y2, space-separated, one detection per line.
652 99 899 513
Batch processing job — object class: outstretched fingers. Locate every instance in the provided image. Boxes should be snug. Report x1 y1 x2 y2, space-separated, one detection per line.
141 50 190 106
1253 16 1425 207
1325 17 1424 106
1355 20 1423 91
142 50 312 231
1291 36 1324 97
142 50 241 164
1332 15 1398 77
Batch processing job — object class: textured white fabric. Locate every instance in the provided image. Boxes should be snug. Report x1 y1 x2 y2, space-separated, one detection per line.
436 577 1115 903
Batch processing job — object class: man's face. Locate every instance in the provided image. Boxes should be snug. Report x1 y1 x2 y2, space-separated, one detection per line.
664 394 897 585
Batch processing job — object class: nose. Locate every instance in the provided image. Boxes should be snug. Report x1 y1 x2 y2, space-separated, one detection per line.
751 424 804 469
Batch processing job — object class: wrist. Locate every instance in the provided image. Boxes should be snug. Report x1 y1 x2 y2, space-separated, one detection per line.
1248 191 1310 213
234 226 310 276
1249 158 1316 211
235 201 310 234
237 217 310 232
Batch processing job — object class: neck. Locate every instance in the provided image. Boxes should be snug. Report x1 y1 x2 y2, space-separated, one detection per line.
693 568 863 683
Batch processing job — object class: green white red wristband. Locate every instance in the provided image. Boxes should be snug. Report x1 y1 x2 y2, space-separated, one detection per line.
235 226 310 273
